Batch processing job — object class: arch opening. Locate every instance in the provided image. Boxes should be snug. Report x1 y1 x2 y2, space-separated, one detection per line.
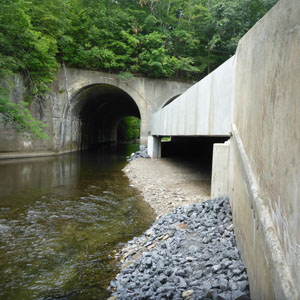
161 94 181 109
72 84 140 150
117 116 140 143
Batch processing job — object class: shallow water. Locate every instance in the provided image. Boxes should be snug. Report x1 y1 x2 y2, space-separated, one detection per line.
0 144 155 300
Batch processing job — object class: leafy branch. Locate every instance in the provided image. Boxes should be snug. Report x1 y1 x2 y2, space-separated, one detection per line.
0 88 49 139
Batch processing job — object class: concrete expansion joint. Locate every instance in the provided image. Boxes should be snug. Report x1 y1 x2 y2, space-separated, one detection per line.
231 123 298 300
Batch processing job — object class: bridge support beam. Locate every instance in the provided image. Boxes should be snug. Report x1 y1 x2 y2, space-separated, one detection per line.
147 136 161 158
211 141 230 198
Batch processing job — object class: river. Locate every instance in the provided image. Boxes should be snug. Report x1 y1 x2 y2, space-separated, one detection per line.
0 144 155 300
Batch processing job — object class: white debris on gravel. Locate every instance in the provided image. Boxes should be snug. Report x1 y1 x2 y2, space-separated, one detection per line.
127 145 150 161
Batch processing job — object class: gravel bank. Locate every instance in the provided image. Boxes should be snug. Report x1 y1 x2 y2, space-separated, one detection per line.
123 158 211 218
108 157 250 300
109 197 250 300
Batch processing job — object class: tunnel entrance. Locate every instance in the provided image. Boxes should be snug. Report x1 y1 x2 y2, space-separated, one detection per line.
73 84 140 150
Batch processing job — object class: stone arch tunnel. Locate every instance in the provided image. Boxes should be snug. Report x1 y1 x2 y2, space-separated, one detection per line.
71 84 140 149
0 68 192 155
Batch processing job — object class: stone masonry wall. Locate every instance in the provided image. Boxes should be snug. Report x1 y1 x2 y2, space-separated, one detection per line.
0 70 191 158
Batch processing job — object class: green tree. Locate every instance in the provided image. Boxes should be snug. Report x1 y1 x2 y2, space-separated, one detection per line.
0 88 48 139
0 0 278 137
117 116 141 142
0 0 59 138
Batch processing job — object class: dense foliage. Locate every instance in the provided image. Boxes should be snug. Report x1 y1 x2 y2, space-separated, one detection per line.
57 0 278 79
0 0 278 137
0 88 49 139
117 116 141 142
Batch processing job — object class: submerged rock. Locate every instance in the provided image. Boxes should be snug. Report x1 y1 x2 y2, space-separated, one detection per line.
109 197 251 300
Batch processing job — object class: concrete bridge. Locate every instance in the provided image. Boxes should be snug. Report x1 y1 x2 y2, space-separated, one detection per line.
0 69 191 156
147 1 300 299
0 0 299 299
148 55 235 158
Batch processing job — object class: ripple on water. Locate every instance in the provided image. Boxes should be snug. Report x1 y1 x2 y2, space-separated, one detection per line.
0 147 154 300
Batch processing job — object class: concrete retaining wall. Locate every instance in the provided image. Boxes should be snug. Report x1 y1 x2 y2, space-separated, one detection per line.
149 1 300 298
151 56 234 137
229 0 300 298
0 70 191 158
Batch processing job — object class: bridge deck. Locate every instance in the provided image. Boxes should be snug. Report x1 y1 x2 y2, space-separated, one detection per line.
151 56 235 137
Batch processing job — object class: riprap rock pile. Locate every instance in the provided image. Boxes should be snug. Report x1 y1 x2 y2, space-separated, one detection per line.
109 197 250 300
127 145 150 161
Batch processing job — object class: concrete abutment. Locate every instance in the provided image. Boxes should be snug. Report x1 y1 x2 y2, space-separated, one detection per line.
147 136 161 158
211 141 230 199
148 1 300 298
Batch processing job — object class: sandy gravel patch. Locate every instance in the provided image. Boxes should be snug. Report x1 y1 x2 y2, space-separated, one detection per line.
123 158 211 218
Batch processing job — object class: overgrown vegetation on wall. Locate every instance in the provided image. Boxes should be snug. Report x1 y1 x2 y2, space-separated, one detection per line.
0 0 278 137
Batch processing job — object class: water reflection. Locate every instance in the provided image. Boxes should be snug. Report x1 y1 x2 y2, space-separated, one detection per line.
0 155 80 202
0 144 154 300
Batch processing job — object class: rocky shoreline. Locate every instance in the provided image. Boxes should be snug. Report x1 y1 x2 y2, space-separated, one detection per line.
108 157 251 300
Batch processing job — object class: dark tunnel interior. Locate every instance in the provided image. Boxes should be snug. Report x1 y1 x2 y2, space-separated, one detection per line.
161 136 229 173
161 94 181 108
73 84 140 149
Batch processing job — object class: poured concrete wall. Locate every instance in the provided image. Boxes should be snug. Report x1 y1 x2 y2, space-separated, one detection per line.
147 136 161 158
211 142 230 198
149 1 300 298
229 0 300 298
151 56 234 137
